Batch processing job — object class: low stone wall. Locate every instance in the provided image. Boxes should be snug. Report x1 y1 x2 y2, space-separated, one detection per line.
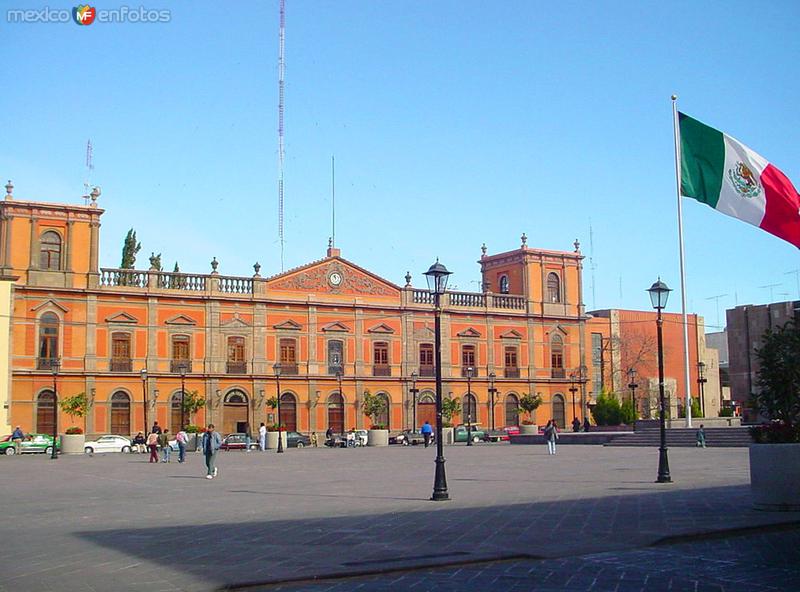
510 432 630 445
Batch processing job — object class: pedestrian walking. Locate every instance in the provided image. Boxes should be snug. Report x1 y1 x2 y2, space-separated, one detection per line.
572 417 581 432
244 423 252 452
544 420 559 455
696 424 707 448
325 426 334 447
310 432 318 447
132 431 146 453
176 426 188 462
159 429 171 462
151 421 162 435
146 431 159 463
583 417 590 432
11 425 24 455
421 420 433 448
201 424 222 479
259 422 267 451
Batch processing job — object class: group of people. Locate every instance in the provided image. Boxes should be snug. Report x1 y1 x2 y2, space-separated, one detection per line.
132 421 190 464
571 417 592 433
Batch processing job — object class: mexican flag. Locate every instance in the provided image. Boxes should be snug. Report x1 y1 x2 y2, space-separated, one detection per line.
679 112 800 249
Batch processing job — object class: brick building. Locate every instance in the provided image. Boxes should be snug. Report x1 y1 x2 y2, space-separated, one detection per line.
1 186 592 438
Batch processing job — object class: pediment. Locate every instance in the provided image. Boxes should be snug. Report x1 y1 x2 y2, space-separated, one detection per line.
221 316 250 328
413 326 435 339
499 329 523 339
165 314 197 326
273 319 302 331
457 327 481 338
322 321 351 333
31 299 69 314
367 323 395 334
105 312 138 324
266 256 401 297
547 323 568 337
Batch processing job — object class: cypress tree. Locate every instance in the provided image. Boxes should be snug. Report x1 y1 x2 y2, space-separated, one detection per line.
120 229 141 269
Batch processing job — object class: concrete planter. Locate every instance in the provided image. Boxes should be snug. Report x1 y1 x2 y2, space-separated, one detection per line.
266 431 287 450
367 429 389 447
750 443 800 511
520 424 539 435
61 433 85 455
441 427 454 445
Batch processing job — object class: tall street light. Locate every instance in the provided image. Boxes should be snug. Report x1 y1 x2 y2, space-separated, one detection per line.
424 259 452 501
409 371 419 431
488 372 497 432
697 361 707 418
50 358 60 460
336 368 344 435
140 368 148 434
179 362 188 431
627 368 638 420
465 366 474 446
274 362 284 453
568 371 578 422
648 278 672 484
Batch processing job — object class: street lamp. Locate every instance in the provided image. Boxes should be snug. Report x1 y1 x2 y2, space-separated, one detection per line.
465 366 474 446
50 358 60 460
179 362 188 431
409 371 419 431
140 368 148 434
274 362 284 453
648 278 672 484
627 368 638 421
697 361 707 418
488 372 497 432
568 371 578 423
424 259 452 501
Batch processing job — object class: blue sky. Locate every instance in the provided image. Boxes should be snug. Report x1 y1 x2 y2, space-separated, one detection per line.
2 0 799 331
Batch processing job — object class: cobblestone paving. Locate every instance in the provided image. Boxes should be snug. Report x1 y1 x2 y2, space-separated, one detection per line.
0 444 798 592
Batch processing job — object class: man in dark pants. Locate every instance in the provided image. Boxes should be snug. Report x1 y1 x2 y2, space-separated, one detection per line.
421 421 433 448
572 417 581 432
201 424 222 479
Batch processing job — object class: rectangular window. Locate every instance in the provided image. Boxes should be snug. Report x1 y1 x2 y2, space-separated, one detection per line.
226 336 246 374
592 332 603 395
279 338 298 375
419 344 434 377
373 342 390 376
461 344 476 376
171 335 191 373
110 333 132 372
328 340 344 375
504 346 519 378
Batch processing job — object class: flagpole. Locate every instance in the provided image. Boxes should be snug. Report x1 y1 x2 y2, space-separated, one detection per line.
672 95 693 428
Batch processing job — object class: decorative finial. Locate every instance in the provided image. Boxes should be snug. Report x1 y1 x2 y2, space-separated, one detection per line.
573 238 581 253
149 252 161 271
404 271 412 287
210 257 219 273
521 232 527 247
481 243 487 256
4 180 13 200
328 237 333 249
89 186 101 208
253 262 261 277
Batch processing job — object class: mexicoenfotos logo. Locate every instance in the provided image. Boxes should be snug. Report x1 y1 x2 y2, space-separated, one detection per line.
73 5 96 25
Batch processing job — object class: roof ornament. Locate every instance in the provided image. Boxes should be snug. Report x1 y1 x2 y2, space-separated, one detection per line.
253 262 262 277
4 179 13 200
89 186 101 208
521 232 527 248
480 243 487 257
404 271 412 287
574 238 581 253
210 257 219 274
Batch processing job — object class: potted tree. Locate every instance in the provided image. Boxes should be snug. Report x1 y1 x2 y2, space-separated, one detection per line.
441 396 460 445
265 397 287 449
362 390 389 446
59 392 87 454
180 390 206 451
519 392 543 435
748 320 800 511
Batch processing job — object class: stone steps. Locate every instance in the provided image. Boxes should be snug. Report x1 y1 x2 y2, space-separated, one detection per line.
605 427 752 448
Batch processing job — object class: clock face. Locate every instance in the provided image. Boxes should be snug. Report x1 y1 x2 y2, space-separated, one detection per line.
328 271 343 287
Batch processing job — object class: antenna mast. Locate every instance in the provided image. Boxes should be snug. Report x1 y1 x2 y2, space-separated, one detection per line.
588 220 597 309
84 139 94 206
331 155 336 247
277 0 286 270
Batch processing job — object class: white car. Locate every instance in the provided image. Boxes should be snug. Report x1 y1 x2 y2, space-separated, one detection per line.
84 435 132 454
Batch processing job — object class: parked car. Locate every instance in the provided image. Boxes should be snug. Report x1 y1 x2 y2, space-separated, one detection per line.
83 435 132 454
286 431 311 448
482 429 510 443
390 429 434 446
0 433 60 455
219 433 259 451
329 429 368 448
453 425 487 443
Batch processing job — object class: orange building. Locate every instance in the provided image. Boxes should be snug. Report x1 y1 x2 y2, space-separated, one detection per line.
2 187 592 438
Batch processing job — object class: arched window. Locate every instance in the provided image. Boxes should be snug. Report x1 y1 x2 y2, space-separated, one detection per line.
280 392 297 432
551 334 564 378
226 336 246 374
373 393 390 429
462 393 477 424
499 275 509 294
327 393 344 434
37 390 55 434
223 389 248 435
417 391 436 429
38 312 59 369
552 394 566 429
110 391 131 436
505 394 520 427
547 272 561 303
39 230 62 270
419 343 434 376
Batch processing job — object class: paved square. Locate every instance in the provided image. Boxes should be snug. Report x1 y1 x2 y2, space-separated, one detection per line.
1 443 798 592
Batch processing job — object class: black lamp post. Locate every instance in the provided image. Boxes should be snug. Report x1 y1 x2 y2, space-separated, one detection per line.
465 366 474 446
140 368 149 434
410 371 419 431
648 278 672 484
274 362 284 453
424 259 452 501
627 368 638 420
488 372 497 432
336 369 344 435
568 371 578 423
50 358 60 460
179 362 188 431
697 361 707 418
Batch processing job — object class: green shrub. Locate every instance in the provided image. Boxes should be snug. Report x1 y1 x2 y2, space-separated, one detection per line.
620 399 637 425
718 408 734 418
591 390 623 426
519 393 543 424
679 399 702 418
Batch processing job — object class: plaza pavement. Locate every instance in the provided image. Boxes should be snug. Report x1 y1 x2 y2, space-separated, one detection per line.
0 443 798 592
